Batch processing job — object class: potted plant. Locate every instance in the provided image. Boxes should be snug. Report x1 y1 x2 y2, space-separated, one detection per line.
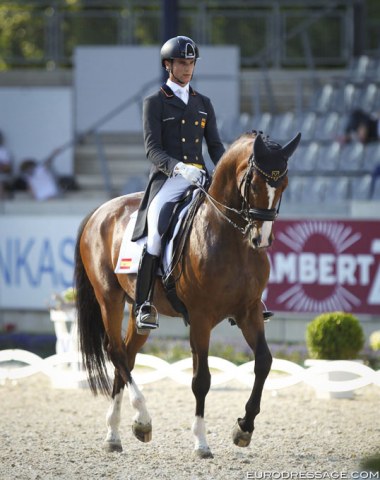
369 330 380 352
305 311 365 399
49 287 78 355
369 330 380 370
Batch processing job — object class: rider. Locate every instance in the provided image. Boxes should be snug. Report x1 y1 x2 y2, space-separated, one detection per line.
131 35 225 331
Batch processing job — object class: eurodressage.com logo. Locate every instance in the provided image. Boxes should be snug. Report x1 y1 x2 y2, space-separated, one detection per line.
246 472 380 479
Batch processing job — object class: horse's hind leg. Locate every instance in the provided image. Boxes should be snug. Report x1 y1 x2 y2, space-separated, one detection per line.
103 304 152 451
104 370 125 452
190 323 213 459
232 314 272 448
124 306 152 443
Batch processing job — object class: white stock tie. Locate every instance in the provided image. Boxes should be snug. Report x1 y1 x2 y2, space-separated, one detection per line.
177 89 188 105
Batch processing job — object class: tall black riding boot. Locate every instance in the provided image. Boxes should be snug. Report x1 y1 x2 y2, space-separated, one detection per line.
135 246 160 333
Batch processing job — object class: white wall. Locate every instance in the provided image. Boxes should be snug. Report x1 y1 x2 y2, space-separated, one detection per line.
74 45 240 133
0 87 73 175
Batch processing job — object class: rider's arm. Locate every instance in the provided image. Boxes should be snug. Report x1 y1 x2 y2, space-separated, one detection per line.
143 95 179 177
202 96 225 165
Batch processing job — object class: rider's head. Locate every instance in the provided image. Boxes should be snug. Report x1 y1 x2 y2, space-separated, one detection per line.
161 36 200 85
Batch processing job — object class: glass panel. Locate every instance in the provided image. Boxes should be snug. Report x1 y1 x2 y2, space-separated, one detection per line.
62 12 119 59
283 13 344 66
209 12 269 66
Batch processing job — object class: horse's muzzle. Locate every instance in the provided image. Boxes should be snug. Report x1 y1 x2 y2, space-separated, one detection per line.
249 227 273 249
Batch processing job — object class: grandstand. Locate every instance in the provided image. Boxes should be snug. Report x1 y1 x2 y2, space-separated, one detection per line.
0 1 379 341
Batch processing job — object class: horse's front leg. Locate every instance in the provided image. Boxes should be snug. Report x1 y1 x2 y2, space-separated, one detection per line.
190 327 213 459
232 327 272 448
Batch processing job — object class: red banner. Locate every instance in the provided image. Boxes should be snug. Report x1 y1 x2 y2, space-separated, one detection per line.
266 219 380 315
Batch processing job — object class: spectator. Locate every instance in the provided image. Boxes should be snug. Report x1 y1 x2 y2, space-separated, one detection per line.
339 108 380 144
0 130 13 199
19 147 63 201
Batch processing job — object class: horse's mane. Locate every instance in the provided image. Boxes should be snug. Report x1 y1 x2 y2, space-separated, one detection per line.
214 130 282 176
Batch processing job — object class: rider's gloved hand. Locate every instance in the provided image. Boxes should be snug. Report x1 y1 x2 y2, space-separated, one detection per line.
173 162 206 186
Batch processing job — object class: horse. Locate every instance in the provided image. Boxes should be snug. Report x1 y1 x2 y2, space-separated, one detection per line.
74 130 301 458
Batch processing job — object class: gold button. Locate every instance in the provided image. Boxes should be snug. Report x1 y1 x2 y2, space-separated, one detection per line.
183 155 188 160
182 138 186 142
195 155 199 160
195 121 199 125
182 119 186 124
195 138 199 143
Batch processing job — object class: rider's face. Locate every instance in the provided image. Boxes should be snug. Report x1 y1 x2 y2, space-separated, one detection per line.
166 58 195 86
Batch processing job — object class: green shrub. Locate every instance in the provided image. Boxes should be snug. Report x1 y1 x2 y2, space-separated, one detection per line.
306 311 364 360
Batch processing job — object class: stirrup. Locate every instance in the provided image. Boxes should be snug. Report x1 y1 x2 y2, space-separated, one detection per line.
136 302 159 334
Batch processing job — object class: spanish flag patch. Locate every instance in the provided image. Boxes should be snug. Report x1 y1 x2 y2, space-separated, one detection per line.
201 118 206 128
119 258 132 270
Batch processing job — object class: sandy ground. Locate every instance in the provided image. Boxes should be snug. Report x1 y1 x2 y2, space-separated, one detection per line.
0 372 379 480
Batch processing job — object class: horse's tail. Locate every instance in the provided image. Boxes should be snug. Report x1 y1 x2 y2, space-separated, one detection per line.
74 214 112 397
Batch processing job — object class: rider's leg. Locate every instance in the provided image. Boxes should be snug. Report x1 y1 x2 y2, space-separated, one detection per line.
135 245 160 330
135 175 190 331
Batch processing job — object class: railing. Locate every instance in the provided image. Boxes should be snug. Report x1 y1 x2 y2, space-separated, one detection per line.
53 77 160 197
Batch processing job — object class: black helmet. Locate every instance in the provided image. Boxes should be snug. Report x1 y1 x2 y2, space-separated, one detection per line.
160 36 200 67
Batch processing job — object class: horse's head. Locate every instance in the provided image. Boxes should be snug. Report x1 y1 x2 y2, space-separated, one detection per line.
240 131 301 249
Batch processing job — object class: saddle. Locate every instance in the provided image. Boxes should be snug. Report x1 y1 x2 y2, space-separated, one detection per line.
157 186 205 325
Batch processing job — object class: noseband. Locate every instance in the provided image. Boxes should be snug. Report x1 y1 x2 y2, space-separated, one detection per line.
201 153 287 237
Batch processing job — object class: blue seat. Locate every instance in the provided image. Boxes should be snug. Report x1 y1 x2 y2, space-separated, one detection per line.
338 142 364 171
350 175 372 200
363 143 380 172
316 142 341 172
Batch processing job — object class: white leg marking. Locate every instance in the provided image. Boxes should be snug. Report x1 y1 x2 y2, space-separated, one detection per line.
192 416 209 451
105 390 124 444
128 379 151 426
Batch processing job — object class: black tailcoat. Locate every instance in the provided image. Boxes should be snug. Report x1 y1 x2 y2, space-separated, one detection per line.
132 83 225 241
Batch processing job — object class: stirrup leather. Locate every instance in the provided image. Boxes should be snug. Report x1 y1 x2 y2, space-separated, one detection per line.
136 301 159 330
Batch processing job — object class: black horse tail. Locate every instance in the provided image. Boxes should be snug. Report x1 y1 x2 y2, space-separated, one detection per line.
74 214 112 397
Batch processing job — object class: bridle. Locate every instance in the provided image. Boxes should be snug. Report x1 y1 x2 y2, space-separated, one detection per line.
199 153 288 237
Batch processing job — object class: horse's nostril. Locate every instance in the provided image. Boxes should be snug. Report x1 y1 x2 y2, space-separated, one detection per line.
252 234 262 248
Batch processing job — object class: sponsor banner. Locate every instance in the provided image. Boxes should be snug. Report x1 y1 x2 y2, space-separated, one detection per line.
0 216 83 309
266 219 380 315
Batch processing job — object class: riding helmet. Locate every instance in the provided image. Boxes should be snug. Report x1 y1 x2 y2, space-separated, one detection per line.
160 36 200 67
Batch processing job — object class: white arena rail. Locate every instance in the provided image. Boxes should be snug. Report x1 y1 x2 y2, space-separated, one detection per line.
0 349 379 394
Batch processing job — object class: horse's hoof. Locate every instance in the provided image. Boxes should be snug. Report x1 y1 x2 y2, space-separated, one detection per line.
103 441 123 453
194 447 214 459
232 421 252 447
132 421 152 443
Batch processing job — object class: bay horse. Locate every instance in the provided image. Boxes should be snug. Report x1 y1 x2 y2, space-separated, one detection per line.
74 131 301 458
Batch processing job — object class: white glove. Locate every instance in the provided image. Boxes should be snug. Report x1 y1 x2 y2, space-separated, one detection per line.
174 162 205 186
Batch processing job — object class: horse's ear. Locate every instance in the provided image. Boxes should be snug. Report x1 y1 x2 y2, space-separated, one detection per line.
281 132 302 159
253 134 270 158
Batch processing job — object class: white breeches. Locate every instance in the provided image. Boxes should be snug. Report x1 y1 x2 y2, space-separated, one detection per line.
146 175 192 256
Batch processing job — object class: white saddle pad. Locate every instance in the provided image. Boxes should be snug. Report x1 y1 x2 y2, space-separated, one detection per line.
115 189 200 275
